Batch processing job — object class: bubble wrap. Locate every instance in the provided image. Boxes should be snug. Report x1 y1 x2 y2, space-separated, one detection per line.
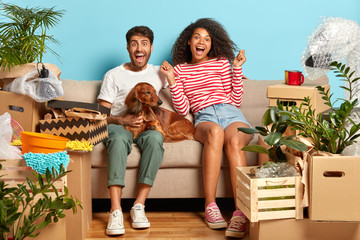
255 162 298 178
302 17 360 155
302 17 360 81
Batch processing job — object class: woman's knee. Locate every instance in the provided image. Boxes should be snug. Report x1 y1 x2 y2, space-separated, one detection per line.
225 133 252 150
205 125 224 142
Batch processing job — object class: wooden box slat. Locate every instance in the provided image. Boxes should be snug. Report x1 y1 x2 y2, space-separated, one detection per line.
236 166 303 222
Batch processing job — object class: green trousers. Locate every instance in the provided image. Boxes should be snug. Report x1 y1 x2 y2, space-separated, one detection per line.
104 124 164 187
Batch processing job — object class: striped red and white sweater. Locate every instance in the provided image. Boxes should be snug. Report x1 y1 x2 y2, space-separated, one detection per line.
169 58 244 116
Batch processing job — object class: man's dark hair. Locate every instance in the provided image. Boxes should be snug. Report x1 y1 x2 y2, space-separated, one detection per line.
126 26 154 45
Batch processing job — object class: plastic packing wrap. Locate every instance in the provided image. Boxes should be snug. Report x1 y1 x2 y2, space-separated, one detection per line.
4 68 64 102
0 112 22 159
255 162 298 178
302 17 360 82
302 17 360 156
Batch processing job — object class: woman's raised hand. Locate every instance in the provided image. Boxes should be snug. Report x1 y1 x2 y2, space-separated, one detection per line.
160 60 175 86
233 50 246 68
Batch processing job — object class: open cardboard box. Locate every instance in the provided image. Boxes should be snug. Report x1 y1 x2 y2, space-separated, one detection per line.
0 90 48 132
309 155 360 222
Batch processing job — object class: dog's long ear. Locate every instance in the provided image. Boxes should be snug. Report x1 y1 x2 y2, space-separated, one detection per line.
142 105 157 121
125 87 142 115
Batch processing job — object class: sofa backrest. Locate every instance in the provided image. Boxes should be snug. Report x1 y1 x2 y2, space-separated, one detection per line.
61 75 328 127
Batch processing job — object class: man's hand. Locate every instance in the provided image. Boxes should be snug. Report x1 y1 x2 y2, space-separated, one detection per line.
98 99 143 127
106 114 143 127
121 114 143 127
233 50 246 68
160 60 175 86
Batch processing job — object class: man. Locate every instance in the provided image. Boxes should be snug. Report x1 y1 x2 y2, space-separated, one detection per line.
97 26 167 236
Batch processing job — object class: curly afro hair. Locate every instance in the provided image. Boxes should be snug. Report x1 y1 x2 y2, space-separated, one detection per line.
171 18 237 66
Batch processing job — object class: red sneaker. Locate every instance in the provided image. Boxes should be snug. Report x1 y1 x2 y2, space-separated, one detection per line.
225 210 248 238
204 202 227 229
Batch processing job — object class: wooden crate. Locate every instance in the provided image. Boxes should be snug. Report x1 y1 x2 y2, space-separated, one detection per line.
236 166 303 222
0 159 67 240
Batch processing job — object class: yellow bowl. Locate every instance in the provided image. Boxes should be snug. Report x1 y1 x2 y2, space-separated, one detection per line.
21 132 68 154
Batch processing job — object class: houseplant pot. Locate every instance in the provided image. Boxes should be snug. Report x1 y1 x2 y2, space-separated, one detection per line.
0 3 64 88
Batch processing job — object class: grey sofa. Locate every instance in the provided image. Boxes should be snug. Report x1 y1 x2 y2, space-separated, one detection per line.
60 75 328 199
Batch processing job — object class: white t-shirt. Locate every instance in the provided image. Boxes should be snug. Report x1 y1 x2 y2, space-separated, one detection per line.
97 64 168 116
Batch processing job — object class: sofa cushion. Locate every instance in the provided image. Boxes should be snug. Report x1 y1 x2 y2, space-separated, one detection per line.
90 136 258 169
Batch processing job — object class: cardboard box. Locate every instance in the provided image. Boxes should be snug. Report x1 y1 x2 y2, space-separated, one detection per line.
65 151 92 240
39 117 108 145
47 99 110 115
250 218 360 240
0 90 48 132
267 84 330 116
236 166 303 222
309 155 360 221
0 159 67 240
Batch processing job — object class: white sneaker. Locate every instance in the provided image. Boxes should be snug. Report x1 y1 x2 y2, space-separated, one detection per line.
106 209 125 235
130 203 150 229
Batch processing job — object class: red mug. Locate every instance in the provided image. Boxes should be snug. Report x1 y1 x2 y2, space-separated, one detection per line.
286 70 304 85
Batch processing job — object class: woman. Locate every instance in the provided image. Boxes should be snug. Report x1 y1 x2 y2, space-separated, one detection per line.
160 18 252 238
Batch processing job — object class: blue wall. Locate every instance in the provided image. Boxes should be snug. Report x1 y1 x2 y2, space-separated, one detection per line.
4 0 360 100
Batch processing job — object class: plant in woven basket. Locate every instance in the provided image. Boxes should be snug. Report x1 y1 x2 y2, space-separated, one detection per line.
238 104 308 163
285 61 360 154
0 163 82 240
0 3 65 70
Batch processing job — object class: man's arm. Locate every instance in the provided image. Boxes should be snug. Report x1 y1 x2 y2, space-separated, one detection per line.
99 99 143 127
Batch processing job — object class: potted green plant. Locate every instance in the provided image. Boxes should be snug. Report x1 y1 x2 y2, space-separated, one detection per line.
238 105 308 163
0 163 82 240
279 61 360 222
285 61 360 154
0 2 65 70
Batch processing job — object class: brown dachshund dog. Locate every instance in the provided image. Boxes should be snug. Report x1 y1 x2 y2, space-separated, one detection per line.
124 82 194 142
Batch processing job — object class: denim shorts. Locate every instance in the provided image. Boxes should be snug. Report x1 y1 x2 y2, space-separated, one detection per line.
194 103 251 130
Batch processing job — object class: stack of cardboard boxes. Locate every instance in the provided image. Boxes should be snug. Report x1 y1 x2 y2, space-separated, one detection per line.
237 83 360 240
0 69 109 240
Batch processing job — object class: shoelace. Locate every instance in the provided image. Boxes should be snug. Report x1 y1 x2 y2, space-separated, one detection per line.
109 211 122 227
133 206 147 221
228 216 246 230
206 206 224 221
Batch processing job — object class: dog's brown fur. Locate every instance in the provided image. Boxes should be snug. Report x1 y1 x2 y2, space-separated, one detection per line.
124 82 194 142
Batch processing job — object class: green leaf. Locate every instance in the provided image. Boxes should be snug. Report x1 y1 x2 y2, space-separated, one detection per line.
254 126 268 135
237 127 258 134
26 177 35 193
36 220 50 229
262 108 273 126
345 67 350 74
269 107 278 123
265 132 282 146
45 168 51 183
278 139 308 152
19 184 30 198
242 145 269 154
